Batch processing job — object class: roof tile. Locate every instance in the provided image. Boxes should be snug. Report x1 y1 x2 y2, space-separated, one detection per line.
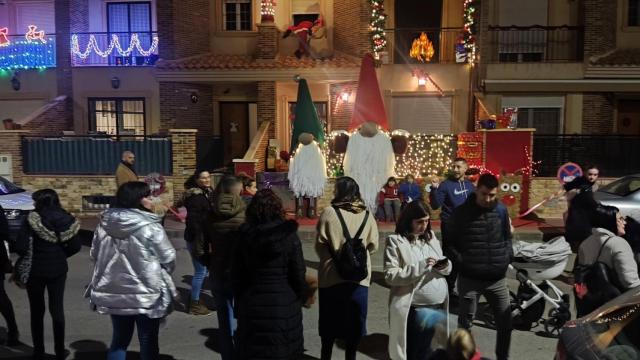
155 53 361 70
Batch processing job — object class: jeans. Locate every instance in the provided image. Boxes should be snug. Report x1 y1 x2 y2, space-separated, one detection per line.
187 242 208 301
384 199 401 222
457 276 512 360
26 274 66 357
108 314 160 360
407 307 446 360
211 274 235 360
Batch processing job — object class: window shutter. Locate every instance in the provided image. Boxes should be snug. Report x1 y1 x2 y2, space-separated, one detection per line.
392 96 453 134
15 2 56 34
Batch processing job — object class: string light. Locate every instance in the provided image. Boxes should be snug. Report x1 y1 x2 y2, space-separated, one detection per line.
71 33 159 60
595 304 640 324
461 0 478 64
261 0 276 22
0 37 56 71
25 25 46 43
0 28 11 47
369 0 387 62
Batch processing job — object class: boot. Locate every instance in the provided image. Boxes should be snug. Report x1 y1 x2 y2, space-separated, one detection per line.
189 300 212 316
295 197 304 218
307 198 317 218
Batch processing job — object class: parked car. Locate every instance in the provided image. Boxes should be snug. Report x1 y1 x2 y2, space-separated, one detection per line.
555 287 640 360
0 176 34 244
594 174 640 221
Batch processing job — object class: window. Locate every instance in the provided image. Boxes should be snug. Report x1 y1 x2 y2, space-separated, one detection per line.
630 0 640 26
224 0 252 31
513 107 561 134
89 98 146 135
107 2 153 65
393 96 453 134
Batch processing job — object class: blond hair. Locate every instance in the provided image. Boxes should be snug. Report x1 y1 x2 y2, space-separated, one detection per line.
446 329 477 360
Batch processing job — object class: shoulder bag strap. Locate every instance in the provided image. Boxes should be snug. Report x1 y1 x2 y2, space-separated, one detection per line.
332 206 352 241
352 211 370 242
595 236 614 262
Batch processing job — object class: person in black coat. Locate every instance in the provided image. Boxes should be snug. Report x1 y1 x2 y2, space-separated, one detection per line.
0 204 18 346
232 189 307 360
15 189 81 360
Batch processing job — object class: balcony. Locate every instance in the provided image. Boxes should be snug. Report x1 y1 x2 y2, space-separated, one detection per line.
0 33 56 71
389 28 464 64
486 25 583 63
70 32 159 67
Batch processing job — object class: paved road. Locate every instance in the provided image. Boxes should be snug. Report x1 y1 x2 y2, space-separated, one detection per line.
0 231 573 359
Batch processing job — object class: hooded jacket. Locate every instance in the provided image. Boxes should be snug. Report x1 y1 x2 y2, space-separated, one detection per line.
15 208 81 278
429 177 475 221
232 219 306 360
86 208 177 318
210 193 246 274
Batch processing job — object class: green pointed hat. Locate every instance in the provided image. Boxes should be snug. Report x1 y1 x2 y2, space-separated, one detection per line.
290 78 325 152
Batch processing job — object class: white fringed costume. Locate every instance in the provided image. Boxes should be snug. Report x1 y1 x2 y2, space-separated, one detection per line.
344 131 396 213
288 141 327 198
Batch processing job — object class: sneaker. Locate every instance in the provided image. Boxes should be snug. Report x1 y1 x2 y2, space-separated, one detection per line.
189 300 212 316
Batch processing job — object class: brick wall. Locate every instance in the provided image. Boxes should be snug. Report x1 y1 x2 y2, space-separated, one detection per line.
0 131 28 185
257 81 277 138
21 175 175 216
159 82 214 134
157 0 210 60
582 93 613 134
170 129 198 202
330 82 357 130
54 0 73 111
529 177 615 219
583 0 617 58
256 24 279 60
70 0 89 33
334 0 370 57
21 97 73 136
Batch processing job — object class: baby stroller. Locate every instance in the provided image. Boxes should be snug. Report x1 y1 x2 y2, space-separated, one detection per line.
508 236 573 336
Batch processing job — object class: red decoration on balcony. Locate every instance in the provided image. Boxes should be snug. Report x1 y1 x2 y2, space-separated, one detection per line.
25 25 46 44
0 28 10 47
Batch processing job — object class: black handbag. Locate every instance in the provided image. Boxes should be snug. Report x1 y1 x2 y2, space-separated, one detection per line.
574 236 622 303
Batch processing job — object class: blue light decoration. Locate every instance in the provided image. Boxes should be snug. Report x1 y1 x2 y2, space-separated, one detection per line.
0 35 56 71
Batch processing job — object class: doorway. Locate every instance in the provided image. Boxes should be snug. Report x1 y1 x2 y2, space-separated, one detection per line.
220 102 250 165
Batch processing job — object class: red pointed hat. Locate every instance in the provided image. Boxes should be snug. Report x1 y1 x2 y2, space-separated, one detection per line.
348 53 389 131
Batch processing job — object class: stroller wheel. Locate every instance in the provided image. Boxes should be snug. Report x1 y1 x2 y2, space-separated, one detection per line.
544 307 570 337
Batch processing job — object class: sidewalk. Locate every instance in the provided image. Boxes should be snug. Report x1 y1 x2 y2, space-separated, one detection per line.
80 214 565 243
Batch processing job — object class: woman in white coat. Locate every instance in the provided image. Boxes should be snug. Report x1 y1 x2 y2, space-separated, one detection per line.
384 201 451 360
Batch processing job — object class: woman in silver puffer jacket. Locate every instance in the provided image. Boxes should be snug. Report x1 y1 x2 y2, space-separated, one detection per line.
86 181 177 360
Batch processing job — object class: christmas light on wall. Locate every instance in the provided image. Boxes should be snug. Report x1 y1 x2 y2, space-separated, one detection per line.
0 25 56 70
461 0 479 64
261 0 276 22
369 0 387 62
71 33 159 60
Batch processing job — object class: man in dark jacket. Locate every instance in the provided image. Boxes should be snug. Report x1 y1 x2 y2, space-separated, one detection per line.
0 205 18 346
447 173 513 360
429 157 475 295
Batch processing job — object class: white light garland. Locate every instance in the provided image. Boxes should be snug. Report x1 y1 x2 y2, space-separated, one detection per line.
71 33 159 59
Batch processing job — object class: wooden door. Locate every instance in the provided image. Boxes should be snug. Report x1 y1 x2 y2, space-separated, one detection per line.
220 102 250 165
618 100 640 135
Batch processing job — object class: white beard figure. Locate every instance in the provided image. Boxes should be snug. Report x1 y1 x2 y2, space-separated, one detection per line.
343 131 396 213
288 141 327 198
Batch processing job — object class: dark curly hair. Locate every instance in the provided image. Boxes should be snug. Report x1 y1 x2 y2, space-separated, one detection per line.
246 189 285 225
395 200 433 240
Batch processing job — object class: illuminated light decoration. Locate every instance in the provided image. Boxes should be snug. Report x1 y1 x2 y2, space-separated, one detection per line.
395 134 456 178
411 69 444 95
0 35 56 71
71 33 159 59
461 0 479 64
25 25 46 44
260 0 276 22
595 304 640 325
0 28 10 47
369 0 388 62
409 32 435 63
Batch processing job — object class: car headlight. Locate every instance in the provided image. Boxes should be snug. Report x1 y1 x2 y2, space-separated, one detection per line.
3 209 21 220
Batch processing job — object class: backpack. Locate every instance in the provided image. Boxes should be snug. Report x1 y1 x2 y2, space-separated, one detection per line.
327 207 370 282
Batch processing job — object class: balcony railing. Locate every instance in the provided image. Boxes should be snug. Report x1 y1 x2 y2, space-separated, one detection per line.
70 31 159 67
533 135 640 177
0 34 56 71
390 28 464 64
486 25 583 63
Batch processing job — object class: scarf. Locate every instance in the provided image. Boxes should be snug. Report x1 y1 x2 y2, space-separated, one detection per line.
331 200 367 214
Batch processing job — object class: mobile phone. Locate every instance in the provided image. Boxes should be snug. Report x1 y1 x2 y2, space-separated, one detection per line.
434 257 448 267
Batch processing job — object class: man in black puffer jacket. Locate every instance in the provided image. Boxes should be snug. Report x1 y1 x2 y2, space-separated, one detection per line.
447 173 513 360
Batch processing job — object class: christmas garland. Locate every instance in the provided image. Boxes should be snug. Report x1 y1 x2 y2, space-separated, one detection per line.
461 0 479 63
370 0 387 62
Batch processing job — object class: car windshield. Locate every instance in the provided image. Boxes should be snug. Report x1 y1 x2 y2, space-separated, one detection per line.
0 176 25 195
583 303 640 357
600 177 640 197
